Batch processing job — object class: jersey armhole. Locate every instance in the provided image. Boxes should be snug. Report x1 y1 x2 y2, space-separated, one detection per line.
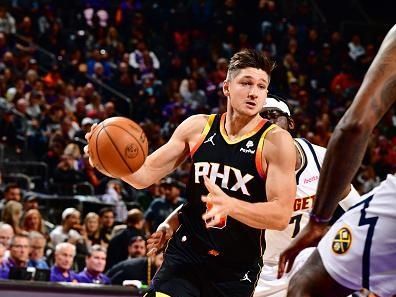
190 114 216 157
255 124 277 179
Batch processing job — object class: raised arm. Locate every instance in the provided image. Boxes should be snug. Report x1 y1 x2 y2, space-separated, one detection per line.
86 115 208 189
313 24 396 219
278 24 396 277
121 115 207 189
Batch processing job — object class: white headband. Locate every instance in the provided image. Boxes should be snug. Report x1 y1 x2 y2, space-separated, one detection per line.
263 97 291 116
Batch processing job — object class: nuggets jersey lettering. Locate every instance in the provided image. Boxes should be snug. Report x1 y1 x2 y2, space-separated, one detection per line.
174 113 275 266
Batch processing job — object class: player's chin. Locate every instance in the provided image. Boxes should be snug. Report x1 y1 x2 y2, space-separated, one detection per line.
241 106 260 117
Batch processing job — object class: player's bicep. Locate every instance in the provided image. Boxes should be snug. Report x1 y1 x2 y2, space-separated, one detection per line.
264 130 296 208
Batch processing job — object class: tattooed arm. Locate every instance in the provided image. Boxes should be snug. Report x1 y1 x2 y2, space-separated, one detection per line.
313 25 396 219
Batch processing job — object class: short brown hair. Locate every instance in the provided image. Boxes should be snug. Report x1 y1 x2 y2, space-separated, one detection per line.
127 209 144 226
226 49 275 81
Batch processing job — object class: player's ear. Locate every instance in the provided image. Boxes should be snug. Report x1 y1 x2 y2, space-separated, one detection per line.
288 118 295 130
223 80 230 97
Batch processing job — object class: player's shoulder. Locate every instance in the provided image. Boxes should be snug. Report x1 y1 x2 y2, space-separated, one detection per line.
177 114 213 134
262 125 294 159
266 124 293 143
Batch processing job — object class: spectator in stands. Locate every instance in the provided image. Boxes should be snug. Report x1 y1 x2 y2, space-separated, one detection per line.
74 117 94 141
75 245 110 284
0 108 20 154
107 252 163 286
82 212 101 248
128 41 160 79
50 208 83 247
0 222 14 249
135 181 162 212
0 183 22 212
0 5 16 34
27 231 49 269
52 153 86 195
0 234 30 279
42 133 66 177
145 177 185 233
1 200 23 234
101 179 128 223
22 194 55 233
22 193 39 211
106 209 145 270
348 33 365 61
179 77 208 111
21 209 48 237
127 235 146 259
0 242 5 262
98 207 115 247
50 242 78 282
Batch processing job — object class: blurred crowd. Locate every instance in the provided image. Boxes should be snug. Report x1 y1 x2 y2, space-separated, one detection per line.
0 0 395 287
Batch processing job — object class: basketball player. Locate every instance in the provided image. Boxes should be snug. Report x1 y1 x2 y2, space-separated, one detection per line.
278 25 396 297
86 49 297 296
253 96 361 297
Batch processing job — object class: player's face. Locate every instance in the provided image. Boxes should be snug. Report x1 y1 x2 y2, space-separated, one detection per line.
261 108 290 130
224 67 269 117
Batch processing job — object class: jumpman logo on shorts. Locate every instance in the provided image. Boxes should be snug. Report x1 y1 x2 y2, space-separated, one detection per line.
204 133 216 146
240 271 252 283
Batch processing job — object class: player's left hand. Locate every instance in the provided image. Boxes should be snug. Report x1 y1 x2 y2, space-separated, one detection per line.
201 176 235 228
278 220 328 278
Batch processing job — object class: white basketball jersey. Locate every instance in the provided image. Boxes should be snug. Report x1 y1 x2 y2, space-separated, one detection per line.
318 174 396 297
263 138 361 263
255 139 362 297
263 138 324 263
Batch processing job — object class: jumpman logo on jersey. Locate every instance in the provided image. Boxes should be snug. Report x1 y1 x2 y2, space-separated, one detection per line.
204 133 216 146
240 271 252 283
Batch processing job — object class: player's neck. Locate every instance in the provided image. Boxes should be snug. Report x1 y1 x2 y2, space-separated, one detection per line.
224 112 262 140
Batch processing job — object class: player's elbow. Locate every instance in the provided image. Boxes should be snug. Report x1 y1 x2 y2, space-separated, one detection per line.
274 216 290 231
338 116 373 136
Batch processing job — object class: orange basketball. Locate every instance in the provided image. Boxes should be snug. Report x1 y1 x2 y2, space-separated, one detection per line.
88 117 148 178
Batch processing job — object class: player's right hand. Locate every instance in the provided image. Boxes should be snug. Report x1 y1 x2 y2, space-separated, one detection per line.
278 220 328 278
147 223 173 256
83 123 98 167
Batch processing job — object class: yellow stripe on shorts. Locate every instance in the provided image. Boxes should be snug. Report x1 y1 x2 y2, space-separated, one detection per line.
156 293 171 297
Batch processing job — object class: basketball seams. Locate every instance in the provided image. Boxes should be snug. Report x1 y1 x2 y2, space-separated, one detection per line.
94 124 114 177
106 123 148 159
102 123 144 174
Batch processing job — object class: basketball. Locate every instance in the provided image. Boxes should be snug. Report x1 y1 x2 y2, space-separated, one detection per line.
88 117 148 178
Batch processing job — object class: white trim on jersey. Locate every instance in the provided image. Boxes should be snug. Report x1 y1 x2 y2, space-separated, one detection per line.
254 139 362 297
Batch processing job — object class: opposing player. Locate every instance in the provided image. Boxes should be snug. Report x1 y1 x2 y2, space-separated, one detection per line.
86 49 297 296
279 25 396 297
253 96 361 297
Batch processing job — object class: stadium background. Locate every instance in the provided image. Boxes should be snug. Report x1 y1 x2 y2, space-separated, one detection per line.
0 0 394 294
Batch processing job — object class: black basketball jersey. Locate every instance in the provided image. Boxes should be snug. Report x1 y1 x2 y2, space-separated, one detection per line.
175 113 276 267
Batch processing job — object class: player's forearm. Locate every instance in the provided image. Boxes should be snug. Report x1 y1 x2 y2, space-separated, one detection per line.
313 26 396 219
121 164 164 189
229 198 292 230
312 120 370 219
